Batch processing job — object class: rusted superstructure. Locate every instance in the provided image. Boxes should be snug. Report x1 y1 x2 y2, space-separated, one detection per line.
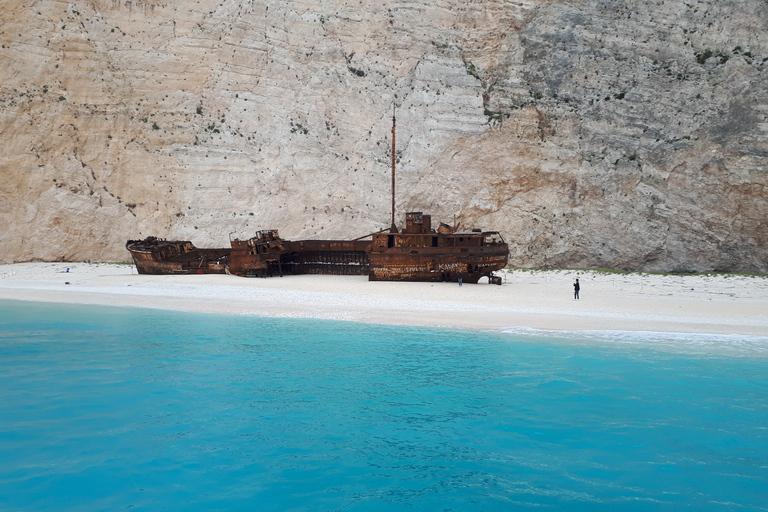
228 229 290 277
127 109 509 283
369 212 507 283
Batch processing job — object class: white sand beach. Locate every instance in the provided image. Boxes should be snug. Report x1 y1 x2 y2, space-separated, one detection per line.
1 262 767 337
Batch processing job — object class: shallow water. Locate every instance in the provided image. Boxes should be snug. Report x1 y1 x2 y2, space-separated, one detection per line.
0 300 766 511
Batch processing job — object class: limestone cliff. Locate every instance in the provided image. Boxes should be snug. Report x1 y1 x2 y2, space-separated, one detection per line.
1 0 767 272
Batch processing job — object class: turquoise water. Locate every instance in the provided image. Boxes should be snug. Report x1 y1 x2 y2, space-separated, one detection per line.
0 300 766 511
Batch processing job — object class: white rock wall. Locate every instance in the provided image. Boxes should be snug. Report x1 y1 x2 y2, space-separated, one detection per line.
1 0 766 271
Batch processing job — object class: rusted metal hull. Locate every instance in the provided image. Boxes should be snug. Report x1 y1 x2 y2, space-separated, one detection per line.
127 213 509 283
280 240 370 276
226 239 371 277
126 238 230 275
368 248 508 283
126 237 372 278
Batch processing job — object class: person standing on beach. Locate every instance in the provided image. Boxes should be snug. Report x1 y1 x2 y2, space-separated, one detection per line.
574 278 580 300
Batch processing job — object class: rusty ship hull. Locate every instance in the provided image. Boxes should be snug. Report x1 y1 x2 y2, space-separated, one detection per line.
127 232 372 278
368 242 509 283
279 240 370 276
125 237 230 275
127 213 507 283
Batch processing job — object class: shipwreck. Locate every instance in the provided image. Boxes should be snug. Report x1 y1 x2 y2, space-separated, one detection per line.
127 111 509 283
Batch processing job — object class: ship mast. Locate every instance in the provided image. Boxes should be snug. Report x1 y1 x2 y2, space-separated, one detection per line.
390 105 397 232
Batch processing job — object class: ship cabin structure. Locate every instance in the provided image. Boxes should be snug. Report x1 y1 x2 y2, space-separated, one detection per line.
368 212 508 284
228 229 288 277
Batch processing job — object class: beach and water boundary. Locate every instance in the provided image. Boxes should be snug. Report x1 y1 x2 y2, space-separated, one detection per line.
1 262 766 338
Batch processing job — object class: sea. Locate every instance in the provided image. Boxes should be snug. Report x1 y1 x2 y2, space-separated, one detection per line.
1 299 766 511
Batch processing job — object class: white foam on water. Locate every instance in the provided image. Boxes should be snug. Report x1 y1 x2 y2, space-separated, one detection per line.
497 326 768 357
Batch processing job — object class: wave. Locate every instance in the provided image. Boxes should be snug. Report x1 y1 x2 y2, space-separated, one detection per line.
496 326 768 357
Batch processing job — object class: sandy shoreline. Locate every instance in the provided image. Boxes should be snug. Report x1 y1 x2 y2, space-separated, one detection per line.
1 262 767 338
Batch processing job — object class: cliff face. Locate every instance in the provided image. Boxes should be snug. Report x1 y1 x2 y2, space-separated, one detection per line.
1 0 767 272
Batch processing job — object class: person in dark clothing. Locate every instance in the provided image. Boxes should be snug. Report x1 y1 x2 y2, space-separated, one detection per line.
574 278 580 300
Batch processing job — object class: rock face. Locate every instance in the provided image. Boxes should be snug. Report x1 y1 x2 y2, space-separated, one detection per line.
1 0 767 272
